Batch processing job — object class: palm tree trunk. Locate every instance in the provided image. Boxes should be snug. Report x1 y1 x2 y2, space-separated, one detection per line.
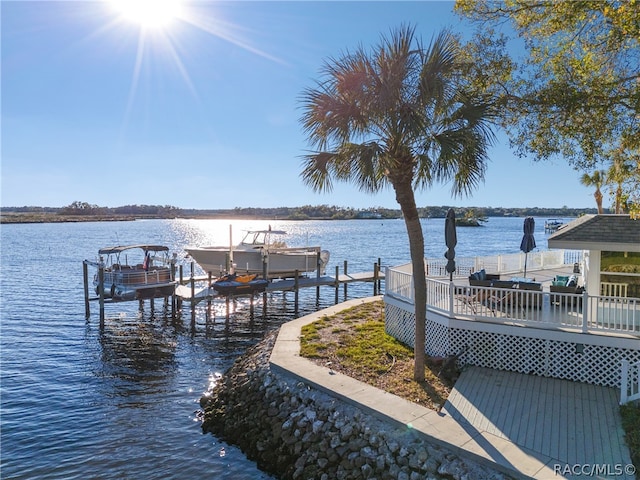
393 182 426 382
595 188 603 214
616 185 623 214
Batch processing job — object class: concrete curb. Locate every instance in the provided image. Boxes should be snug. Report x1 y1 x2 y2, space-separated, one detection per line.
269 296 559 480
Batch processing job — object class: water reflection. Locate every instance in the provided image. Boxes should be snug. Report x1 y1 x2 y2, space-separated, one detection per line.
96 314 179 403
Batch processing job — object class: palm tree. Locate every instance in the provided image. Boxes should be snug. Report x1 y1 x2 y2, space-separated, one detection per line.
606 150 635 214
299 26 497 381
580 170 606 214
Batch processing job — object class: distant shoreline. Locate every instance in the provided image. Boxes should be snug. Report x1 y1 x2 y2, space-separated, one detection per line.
1 204 599 225
0 213 296 224
0 210 589 225
0 213 365 224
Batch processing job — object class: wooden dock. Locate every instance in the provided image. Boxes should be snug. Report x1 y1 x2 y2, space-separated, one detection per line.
175 269 385 302
83 257 385 324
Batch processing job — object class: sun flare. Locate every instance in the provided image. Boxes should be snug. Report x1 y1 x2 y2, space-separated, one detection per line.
111 0 182 29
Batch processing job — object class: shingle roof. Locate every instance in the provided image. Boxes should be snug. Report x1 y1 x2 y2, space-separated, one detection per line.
547 215 640 251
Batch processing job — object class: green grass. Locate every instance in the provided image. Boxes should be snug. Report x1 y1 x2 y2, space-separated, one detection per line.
620 402 640 469
299 302 413 375
334 320 413 374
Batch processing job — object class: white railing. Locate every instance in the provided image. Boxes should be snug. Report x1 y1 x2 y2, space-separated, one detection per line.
384 267 414 303
620 360 640 405
588 295 640 333
601 282 628 297
424 249 581 278
105 268 173 285
385 267 640 336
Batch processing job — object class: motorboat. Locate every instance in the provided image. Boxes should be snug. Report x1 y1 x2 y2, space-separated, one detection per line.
213 273 269 295
185 229 330 279
544 218 565 233
93 245 177 301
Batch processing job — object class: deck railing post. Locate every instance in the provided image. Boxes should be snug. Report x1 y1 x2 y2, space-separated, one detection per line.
620 359 629 404
582 291 589 333
334 266 339 304
449 281 455 317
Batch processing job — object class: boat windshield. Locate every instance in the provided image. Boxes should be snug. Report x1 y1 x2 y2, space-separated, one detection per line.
240 230 287 247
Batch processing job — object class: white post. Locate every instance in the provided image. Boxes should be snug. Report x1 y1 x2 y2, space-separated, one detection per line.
229 224 234 264
581 291 589 333
449 281 455 317
620 359 629 405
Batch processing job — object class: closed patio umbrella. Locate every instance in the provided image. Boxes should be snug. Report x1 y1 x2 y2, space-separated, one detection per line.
444 208 457 281
520 217 536 278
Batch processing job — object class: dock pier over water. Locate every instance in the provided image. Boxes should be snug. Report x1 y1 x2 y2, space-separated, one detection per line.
83 259 384 326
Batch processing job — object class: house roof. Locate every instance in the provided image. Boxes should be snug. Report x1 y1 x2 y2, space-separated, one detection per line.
547 215 640 252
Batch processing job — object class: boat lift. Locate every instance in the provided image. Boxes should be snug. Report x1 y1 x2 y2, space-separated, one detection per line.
83 255 384 328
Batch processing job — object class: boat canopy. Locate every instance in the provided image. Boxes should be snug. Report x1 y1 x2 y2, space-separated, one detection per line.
245 230 287 235
98 245 170 255
240 229 289 247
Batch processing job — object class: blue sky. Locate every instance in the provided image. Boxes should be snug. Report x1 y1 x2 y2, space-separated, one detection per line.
2 1 596 210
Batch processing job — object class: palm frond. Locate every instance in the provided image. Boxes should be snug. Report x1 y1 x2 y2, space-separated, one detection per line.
299 24 499 199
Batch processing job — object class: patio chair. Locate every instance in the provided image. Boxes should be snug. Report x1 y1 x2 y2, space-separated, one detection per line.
456 289 491 314
484 290 523 317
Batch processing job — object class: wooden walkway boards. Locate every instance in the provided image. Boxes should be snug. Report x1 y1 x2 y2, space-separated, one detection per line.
442 366 634 479
176 271 384 301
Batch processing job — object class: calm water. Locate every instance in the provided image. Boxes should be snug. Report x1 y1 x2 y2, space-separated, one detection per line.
0 217 563 479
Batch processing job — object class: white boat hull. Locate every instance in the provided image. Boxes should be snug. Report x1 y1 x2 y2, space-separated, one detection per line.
185 246 328 279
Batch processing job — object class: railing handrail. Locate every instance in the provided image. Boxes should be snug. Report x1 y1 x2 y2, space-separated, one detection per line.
418 249 582 278
385 264 640 337
102 267 174 285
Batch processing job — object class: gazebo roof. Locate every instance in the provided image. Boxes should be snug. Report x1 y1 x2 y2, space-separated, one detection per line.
547 214 640 252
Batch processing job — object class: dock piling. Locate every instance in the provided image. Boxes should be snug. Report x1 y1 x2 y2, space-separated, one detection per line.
98 264 105 328
373 262 379 296
83 261 90 319
343 260 348 299
316 252 321 305
294 271 300 314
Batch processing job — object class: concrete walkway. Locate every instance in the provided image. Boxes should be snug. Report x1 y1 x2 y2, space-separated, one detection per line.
269 297 634 480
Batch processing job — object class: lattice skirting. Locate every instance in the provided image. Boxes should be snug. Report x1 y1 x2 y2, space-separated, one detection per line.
385 300 640 389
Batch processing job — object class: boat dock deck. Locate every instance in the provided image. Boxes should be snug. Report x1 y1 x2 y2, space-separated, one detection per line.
175 270 385 302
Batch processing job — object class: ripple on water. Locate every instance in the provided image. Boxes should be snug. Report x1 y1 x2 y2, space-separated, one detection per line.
2 217 548 479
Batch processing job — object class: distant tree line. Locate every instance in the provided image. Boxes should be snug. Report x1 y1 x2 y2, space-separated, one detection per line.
1 202 600 220
56 202 181 217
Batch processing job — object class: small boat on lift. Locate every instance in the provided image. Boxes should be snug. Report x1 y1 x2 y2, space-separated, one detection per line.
93 245 177 301
544 218 565 233
185 228 330 279
213 273 269 295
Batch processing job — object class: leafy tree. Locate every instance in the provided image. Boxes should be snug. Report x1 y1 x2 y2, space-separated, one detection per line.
299 26 498 381
580 170 606 214
455 0 640 212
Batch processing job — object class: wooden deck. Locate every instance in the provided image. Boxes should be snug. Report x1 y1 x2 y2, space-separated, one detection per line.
175 271 384 301
443 366 634 479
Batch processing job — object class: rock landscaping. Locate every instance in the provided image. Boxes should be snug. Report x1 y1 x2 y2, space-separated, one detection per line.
200 331 513 480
